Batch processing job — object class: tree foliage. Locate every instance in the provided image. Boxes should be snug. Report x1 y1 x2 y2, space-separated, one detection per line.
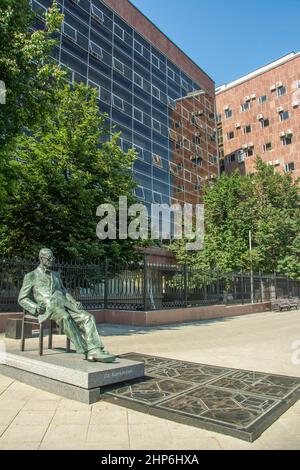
0 1 140 264
171 158 300 279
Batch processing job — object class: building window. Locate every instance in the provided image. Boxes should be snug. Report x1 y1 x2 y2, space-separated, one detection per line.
152 85 160 100
297 81 300 89
153 192 162 204
88 79 100 99
114 23 125 40
62 23 77 43
241 102 250 112
280 110 289 121
167 67 175 80
277 85 286 97
152 118 161 133
230 153 236 162
260 118 269 128
245 148 254 157
113 58 125 75
89 41 103 60
135 186 145 200
134 39 143 55
183 138 190 150
112 95 124 111
259 95 267 105
282 136 292 146
152 154 163 168
133 107 143 123
225 108 232 119
134 72 143 88
263 142 272 152
167 96 176 109
243 125 252 134
227 131 234 140
133 144 144 160
91 4 104 24
285 162 295 172
181 79 189 91
151 54 160 68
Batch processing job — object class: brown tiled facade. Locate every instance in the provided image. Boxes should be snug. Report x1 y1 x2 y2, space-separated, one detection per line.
216 53 300 179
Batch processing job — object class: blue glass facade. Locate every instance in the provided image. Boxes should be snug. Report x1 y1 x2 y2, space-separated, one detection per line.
31 0 218 211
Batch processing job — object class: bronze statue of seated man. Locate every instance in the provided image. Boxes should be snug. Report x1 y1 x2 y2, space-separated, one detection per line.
18 248 116 363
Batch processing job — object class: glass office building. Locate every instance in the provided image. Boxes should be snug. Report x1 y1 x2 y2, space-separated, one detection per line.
31 0 218 212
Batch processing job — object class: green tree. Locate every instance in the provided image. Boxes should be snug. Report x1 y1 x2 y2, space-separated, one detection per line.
0 0 65 207
1 83 138 264
172 158 300 278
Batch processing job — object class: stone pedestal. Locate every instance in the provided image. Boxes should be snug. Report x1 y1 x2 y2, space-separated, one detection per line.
5 318 32 339
0 349 144 404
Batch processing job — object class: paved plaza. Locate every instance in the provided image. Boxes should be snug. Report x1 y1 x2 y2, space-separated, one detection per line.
0 309 300 450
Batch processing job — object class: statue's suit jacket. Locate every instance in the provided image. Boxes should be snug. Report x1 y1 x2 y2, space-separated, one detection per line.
18 266 78 323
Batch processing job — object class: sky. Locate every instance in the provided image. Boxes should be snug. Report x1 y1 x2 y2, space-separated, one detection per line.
130 0 300 86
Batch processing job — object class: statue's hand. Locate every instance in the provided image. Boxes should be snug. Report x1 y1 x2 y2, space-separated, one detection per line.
36 304 46 316
76 302 84 311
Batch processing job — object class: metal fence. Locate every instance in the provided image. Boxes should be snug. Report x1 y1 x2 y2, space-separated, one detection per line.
0 255 300 312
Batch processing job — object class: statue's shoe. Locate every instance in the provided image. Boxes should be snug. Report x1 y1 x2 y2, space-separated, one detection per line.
87 350 116 363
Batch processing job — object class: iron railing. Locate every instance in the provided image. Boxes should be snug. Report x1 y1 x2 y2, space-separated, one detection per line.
0 255 300 312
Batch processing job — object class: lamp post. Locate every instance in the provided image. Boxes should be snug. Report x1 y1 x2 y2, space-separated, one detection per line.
249 230 254 304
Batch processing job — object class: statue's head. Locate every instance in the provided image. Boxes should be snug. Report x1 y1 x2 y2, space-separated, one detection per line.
39 248 55 269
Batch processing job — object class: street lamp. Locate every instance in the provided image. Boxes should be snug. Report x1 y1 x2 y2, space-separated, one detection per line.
249 230 254 304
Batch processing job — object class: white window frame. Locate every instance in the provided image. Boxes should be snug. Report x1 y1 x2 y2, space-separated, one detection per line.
89 41 103 61
135 186 145 200
91 4 104 24
183 138 190 150
133 107 144 123
134 39 143 55
31 0 47 20
87 79 101 99
282 135 292 146
263 142 272 152
152 191 162 204
152 85 160 100
167 96 176 109
181 78 189 91
167 67 175 80
243 125 252 135
62 22 77 43
241 102 250 112
169 162 178 175
259 95 267 105
112 95 124 111
133 72 143 88
151 54 160 69
114 23 125 41
277 85 286 97
60 62 75 84
152 154 163 168
113 58 125 75
285 162 295 172
225 108 232 119
133 144 144 160
152 118 161 133
260 118 269 128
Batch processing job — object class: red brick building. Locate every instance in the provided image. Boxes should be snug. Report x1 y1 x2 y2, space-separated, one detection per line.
216 52 300 179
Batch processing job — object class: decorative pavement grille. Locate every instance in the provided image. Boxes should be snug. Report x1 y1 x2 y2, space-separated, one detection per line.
103 353 300 442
